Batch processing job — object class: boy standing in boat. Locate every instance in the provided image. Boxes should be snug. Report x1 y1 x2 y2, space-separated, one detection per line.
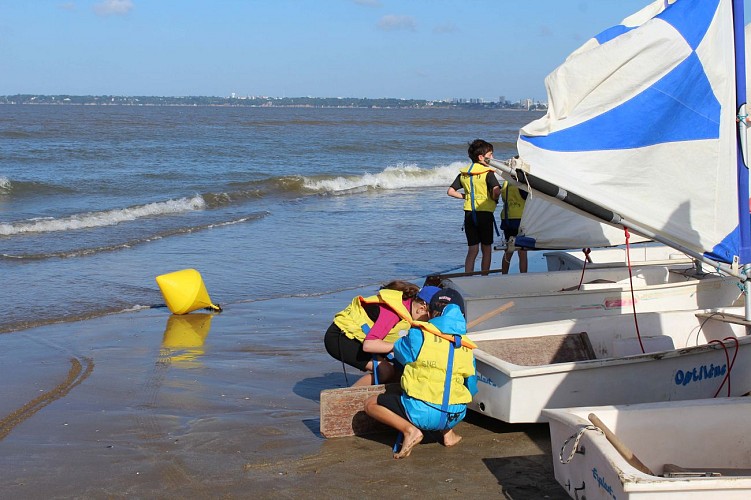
447 139 501 274
363 289 477 459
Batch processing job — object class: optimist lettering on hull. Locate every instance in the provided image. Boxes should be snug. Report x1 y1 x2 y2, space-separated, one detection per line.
476 371 497 387
674 363 727 387
592 467 617 500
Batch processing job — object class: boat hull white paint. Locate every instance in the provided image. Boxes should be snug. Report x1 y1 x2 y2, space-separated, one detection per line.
468 307 751 423
444 265 742 332
543 245 694 271
543 398 751 499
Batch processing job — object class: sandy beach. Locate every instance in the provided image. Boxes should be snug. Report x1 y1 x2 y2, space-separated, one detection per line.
0 288 567 499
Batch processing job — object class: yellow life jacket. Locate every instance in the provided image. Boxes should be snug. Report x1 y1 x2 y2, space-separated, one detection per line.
333 289 412 343
501 181 526 220
459 163 497 212
400 324 475 406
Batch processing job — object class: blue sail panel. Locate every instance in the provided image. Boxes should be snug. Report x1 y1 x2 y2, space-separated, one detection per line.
594 25 636 45
657 0 720 50
521 53 721 152
707 226 741 264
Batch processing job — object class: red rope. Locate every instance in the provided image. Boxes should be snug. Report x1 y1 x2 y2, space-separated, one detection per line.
709 336 740 397
624 228 645 354
576 248 592 291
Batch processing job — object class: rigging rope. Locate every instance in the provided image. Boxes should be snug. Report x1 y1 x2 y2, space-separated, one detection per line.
710 336 740 397
625 228 645 354
576 248 592 290
559 425 603 464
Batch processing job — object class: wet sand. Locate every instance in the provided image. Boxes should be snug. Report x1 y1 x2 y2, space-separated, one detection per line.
0 290 567 499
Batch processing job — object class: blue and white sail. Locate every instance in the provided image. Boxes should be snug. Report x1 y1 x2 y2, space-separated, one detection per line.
510 0 750 269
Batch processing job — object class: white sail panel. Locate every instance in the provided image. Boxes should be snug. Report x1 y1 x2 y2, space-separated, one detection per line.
517 0 740 264
516 193 651 250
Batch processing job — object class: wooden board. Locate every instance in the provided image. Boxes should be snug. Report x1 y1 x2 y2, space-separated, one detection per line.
320 383 401 438
475 332 595 366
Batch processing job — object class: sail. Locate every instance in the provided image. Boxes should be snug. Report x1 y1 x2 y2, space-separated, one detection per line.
515 192 651 250
516 0 749 265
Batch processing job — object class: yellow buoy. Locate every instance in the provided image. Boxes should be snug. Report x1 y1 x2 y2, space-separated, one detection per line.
155 268 222 315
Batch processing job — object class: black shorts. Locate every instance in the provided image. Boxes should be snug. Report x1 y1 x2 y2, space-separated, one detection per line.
377 392 409 421
464 211 495 246
501 218 520 241
323 322 371 371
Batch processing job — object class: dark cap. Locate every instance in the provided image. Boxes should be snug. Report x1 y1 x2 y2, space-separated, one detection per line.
429 288 465 316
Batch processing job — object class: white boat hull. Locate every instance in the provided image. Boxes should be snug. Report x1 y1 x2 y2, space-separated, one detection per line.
444 265 742 332
543 398 751 499
468 307 751 423
544 244 694 271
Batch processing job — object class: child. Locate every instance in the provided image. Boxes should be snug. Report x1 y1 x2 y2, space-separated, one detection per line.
447 139 501 273
500 178 528 274
363 288 477 458
323 281 440 386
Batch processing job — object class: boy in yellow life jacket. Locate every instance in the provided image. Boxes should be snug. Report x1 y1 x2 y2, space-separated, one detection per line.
500 177 528 274
364 288 478 459
447 139 501 274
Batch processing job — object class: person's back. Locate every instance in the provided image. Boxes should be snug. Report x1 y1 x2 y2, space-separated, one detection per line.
500 180 528 274
447 139 501 273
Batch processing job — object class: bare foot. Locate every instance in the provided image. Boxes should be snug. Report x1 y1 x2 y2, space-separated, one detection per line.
442 429 462 447
394 428 423 459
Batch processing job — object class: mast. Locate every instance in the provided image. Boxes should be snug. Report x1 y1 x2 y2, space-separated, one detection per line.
732 0 751 318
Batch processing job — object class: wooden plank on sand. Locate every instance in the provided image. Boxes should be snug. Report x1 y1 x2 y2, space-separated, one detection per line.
320 383 401 438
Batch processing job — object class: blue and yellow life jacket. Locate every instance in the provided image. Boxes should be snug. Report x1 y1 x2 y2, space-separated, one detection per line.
400 306 476 406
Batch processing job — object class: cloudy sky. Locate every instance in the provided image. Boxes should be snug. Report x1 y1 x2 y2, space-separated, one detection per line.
0 0 746 100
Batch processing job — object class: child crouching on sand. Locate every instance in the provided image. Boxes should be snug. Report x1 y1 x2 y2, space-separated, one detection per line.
363 289 477 459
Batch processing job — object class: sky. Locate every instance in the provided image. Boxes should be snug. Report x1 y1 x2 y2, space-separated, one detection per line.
1 0 749 101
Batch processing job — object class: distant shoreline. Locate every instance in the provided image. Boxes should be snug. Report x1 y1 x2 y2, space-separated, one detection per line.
0 94 548 111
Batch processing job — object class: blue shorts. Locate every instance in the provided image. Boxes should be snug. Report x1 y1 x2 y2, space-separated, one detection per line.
400 394 467 431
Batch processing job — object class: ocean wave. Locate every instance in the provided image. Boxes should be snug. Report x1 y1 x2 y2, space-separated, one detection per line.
0 195 206 236
301 162 464 193
0 177 75 197
0 214 267 259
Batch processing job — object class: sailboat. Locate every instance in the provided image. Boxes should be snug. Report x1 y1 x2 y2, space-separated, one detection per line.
466 0 751 424
544 398 751 499
469 0 751 495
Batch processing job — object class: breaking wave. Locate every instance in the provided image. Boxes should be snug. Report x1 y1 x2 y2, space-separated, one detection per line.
0 195 206 236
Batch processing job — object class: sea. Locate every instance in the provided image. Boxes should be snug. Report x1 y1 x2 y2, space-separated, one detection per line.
0 105 545 334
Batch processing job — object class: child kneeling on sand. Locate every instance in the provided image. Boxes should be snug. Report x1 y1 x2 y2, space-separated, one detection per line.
364 289 478 459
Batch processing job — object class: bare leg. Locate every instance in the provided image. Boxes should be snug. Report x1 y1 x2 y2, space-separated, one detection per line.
364 396 423 459
442 428 463 447
501 250 513 274
464 244 479 273
480 243 492 274
353 359 396 386
352 359 375 387
518 249 528 273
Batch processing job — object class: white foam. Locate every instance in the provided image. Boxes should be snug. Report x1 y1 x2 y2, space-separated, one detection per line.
0 195 206 235
302 162 465 193
0 176 10 193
